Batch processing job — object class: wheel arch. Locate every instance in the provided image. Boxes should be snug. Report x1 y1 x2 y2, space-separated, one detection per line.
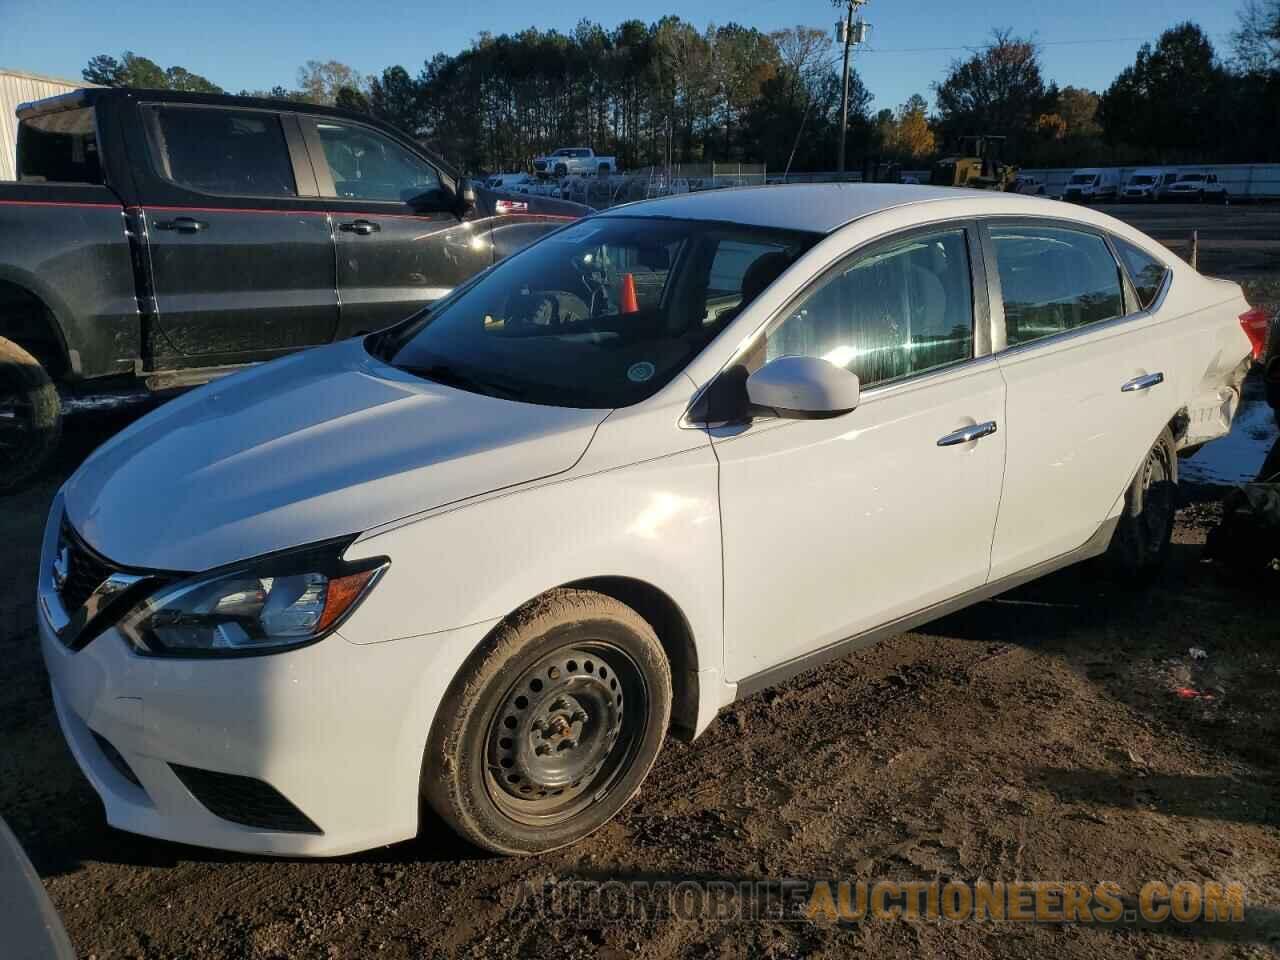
562 576 701 742
0 274 72 379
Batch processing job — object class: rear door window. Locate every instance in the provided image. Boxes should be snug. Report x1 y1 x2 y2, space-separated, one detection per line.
17 107 102 184
989 224 1124 348
143 105 297 198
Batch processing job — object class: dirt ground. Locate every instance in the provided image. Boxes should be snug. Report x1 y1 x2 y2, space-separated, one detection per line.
1 204 1279 960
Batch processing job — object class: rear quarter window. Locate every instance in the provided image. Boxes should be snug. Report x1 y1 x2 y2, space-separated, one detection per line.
17 107 103 184
1113 238 1169 311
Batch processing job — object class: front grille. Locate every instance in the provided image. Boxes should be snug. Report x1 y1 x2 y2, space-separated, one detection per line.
57 520 118 614
170 765 322 834
91 730 143 788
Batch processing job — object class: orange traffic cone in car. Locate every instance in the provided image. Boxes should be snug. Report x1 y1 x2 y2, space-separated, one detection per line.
620 273 639 314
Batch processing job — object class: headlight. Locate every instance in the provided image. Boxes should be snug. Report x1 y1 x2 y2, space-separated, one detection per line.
118 539 388 657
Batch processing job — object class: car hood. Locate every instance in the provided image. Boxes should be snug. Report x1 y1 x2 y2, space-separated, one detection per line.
63 340 608 571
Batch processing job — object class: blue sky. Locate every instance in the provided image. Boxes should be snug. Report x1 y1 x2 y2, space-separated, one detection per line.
0 0 1241 113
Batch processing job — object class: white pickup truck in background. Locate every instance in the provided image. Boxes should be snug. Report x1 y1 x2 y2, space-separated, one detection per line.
532 147 618 179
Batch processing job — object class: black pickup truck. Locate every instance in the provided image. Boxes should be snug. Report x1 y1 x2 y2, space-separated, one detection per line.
0 88 587 490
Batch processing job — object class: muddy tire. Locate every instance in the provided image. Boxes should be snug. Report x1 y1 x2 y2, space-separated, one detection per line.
1105 427 1177 580
423 588 672 855
0 336 61 494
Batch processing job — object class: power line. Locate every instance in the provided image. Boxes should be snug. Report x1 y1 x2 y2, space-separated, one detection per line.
856 33 1232 55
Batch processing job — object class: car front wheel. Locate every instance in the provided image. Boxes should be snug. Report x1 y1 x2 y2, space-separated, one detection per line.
423 588 672 855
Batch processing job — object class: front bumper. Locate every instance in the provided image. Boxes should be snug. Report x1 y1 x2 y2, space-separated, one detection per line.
37 495 497 857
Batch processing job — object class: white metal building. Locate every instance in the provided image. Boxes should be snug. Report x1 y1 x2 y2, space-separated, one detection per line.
0 68 95 180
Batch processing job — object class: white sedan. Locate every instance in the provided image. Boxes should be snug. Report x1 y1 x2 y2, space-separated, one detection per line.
38 185 1261 857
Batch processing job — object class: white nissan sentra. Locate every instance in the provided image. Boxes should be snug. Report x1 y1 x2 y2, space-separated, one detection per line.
39 185 1262 857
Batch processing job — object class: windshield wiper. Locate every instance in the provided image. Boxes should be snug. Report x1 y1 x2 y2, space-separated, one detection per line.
398 361 527 400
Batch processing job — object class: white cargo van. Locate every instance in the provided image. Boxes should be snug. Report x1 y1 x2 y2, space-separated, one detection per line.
1122 168 1176 201
1063 168 1121 203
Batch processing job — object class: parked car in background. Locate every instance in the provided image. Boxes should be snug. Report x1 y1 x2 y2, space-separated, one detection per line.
0 88 588 491
39 185 1255 859
1122 167 1177 201
1063 168 1121 203
1161 171 1229 203
484 171 534 191
1010 175 1046 195
532 147 617 179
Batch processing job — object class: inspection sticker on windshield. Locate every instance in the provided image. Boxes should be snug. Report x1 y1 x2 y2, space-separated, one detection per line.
627 361 656 383
551 223 602 243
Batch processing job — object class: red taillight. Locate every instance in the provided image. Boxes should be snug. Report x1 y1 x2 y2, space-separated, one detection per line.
1240 306 1270 361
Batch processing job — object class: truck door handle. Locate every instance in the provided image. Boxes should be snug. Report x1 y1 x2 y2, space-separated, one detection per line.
338 219 381 235
153 217 208 233
937 420 998 446
1121 372 1164 392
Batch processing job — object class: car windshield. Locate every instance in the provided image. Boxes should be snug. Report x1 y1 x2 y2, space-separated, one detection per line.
1180 174 1205 182
1131 175 1155 185
1069 174 1096 184
371 217 819 408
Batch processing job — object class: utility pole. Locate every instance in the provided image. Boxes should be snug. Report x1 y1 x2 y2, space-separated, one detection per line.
836 0 870 174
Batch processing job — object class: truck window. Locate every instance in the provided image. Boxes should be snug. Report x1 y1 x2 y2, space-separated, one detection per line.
142 105 297 198
17 107 103 184
314 121 441 203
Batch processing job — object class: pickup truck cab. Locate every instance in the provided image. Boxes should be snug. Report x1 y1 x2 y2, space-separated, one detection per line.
532 148 617 179
1160 171 1229 203
0 88 587 490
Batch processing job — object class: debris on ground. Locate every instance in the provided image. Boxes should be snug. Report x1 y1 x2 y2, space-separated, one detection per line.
1203 481 1280 573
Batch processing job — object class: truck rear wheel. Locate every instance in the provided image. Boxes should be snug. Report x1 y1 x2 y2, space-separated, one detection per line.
0 336 61 493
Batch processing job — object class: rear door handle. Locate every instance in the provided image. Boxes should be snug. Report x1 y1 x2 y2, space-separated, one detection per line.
153 216 208 234
1121 372 1164 392
338 219 381 236
937 420 998 447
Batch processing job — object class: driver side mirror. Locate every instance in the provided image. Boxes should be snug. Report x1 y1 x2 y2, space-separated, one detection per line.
690 355 860 424
745 355 860 420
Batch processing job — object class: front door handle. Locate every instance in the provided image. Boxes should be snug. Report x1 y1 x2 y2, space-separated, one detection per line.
338 219 381 236
153 216 208 234
937 420 998 447
1121 372 1164 392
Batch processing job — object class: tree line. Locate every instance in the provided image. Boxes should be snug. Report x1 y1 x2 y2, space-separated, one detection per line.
83 4 1280 174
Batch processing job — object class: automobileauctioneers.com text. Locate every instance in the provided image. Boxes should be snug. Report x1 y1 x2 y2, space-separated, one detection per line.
511 877 1246 925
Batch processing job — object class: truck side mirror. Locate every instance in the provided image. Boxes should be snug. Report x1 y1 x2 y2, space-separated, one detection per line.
458 181 477 215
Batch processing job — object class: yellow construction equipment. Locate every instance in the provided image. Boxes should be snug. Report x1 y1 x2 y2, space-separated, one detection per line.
929 136 1018 191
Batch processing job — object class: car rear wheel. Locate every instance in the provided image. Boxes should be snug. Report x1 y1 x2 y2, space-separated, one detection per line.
0 336 61 494
1105 427 1177 580
423 588 672 855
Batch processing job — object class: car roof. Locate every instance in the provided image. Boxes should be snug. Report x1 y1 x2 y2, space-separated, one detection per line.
599 183 1029 234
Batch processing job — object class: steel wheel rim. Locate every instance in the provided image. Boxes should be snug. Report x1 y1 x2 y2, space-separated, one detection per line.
1139 442 1174 554
484 640 647 825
